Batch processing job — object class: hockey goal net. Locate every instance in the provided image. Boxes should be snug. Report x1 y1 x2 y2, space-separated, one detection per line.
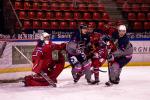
0 39 36 83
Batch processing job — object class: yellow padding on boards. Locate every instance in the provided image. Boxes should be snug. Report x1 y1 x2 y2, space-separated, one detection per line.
0 62 150 74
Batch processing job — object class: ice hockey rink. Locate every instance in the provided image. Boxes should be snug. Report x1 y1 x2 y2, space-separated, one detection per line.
0 67 150 100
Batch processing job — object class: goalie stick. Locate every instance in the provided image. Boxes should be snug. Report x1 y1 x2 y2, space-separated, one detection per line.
105 41 113 86
40 71 56 87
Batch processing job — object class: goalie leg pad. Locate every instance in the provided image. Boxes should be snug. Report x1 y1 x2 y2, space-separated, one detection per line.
24 75 49 86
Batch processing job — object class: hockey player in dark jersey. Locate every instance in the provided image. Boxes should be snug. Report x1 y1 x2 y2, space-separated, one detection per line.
67 24 92 84
105 25 133 86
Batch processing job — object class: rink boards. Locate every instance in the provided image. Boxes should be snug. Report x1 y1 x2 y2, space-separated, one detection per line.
0 40 150 73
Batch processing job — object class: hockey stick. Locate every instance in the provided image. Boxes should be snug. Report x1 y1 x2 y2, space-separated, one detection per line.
40 71 56 87
99 69 107 73
64 64 107 73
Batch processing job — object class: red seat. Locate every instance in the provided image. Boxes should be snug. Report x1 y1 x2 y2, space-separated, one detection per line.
83 13 91 20
15 2 22 10
137 13 145 21
147 13 150 20
37 12 43 20
60 22 68 29
19 11 26 19
69 4 75 11
50 3 59 10
23 21 31 29
33 21 40 29
97 22 106 31
132 4 140 12
122 3 130 12
102 13 109 21
78 4 86 11
136 0 143 3
74 12 81 20
60 3 67 10
42 21 49 29
133 22 142 30
116 20 124 26
93 12 101 20
98 4 105 12
144 22 150 30
69 22 77 29
141 4 149 12
92 0 98 3
55 12 63 19
40 0 48 2
116 0 125 5
76 0 82 2
88 22 96 28
45 12 54 20
32 2 39 10
50 22 59 29
88 4 96 11
83 0 91 3
24 2 30 10
128 0 135 3
128 13 136 21
28 11 35 19
41 3 48 10
64 12 72 20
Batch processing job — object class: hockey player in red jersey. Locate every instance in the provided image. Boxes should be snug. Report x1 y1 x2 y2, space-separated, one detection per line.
24 32 66 87
87 24 107 84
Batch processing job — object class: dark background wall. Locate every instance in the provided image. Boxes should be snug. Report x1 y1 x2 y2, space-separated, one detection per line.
0 0 4 34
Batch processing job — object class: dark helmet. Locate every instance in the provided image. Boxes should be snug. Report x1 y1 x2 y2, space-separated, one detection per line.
79 24 88 30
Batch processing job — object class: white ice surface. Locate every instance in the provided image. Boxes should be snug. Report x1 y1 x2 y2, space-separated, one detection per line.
0 67 150 100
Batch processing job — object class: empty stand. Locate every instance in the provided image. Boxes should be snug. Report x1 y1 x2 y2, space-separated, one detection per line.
23 21 31 29
50 21 59 29
42 21 49 29
24 2 31 10
83 12 91 20
93 12 101 20
133 22 143 30
60 22 68 29
33 21 40 29
41 2 49 10
128 13 136 21
102 13 109 21
137 13 145 21
64 12 72 20
19 11 26 19
69 22 77 29
144 22 150 30
32 2 39 10
15 2 22 10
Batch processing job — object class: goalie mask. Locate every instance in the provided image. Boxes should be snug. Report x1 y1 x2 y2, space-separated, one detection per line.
41 32 50 44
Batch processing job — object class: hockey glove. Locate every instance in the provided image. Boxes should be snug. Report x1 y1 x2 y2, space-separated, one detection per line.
107 54 114 62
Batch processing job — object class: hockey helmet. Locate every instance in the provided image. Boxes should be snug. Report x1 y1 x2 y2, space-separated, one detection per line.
118 25 126 31
42 32 50 38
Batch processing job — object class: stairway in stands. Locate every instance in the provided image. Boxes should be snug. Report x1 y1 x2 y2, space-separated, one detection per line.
100 0 125 22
